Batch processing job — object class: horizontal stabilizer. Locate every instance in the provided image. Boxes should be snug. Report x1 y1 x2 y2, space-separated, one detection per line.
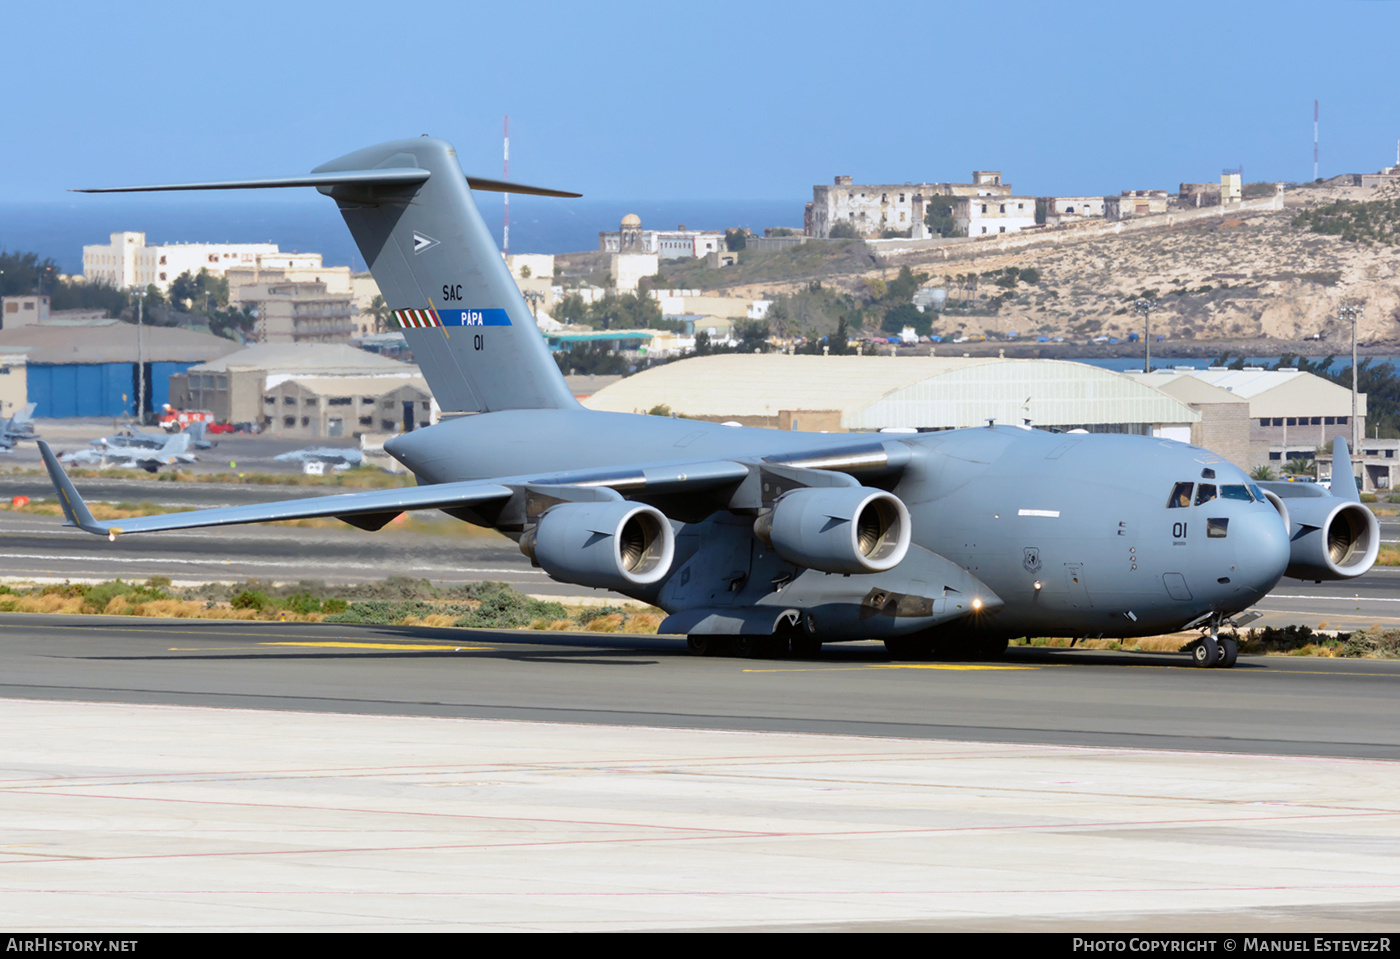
74 169 579 198
463 176 581 198
73 168 431 193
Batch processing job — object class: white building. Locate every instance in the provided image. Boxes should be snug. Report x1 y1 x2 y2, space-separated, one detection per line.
610 253 659 293
598 215 725 260
952 195 1037 237
1041 196 1106 226
0 295 49 329
805 172 1015 239
83 231 287 291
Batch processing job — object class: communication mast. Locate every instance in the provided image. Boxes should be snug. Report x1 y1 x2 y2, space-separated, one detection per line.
503 115 510 256
1314 100 1319 181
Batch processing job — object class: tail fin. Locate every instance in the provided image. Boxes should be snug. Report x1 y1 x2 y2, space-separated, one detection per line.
160 432 191 456
1331 436 1360 502
314 138 578 413
76 138 581 414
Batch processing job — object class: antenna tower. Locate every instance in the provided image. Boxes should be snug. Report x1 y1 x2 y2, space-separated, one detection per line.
503 115 510 256
1314 100 1319 181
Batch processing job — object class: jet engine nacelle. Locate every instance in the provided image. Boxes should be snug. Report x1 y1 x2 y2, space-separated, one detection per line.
522 501 675 589
1284 497 1379 580
754 486 911 574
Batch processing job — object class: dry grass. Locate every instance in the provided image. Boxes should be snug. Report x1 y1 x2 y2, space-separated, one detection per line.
1012 632 1195 653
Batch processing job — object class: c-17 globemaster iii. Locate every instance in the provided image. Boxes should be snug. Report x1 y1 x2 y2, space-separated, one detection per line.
40 136 1380 667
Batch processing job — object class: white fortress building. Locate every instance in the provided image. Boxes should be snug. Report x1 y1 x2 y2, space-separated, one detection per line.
83 232 326 292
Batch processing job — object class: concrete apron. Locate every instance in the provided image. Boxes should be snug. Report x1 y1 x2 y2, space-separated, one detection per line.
3 697 1399 932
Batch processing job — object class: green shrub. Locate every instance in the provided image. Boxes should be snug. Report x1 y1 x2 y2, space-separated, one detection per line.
231 590 273 611
322 600 470 625
284 592 323 615
1340 628 1400 659
453 583 566 629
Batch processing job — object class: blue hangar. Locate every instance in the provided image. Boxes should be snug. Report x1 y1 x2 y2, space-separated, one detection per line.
0 319 241 418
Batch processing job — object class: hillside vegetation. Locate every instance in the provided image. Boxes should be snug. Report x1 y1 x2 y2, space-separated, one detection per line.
680 181 1400 347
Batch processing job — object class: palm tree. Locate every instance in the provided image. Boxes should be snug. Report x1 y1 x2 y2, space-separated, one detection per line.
366 295 389 334
1250 464 1275 481
1281 456 1316 479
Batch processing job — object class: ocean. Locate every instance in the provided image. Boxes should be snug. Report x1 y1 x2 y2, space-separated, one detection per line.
0 196 802 274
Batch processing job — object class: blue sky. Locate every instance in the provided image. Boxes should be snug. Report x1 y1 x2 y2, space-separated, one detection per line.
3 0 1398 204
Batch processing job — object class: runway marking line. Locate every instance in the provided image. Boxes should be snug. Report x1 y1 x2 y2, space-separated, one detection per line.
743 664 1042 673
259 642 494 652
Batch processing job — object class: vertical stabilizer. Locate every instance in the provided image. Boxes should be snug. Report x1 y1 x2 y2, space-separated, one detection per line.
313 138 578 413
1331 436 1360 502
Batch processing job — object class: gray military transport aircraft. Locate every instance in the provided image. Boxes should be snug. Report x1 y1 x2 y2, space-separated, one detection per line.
38 136 1381 667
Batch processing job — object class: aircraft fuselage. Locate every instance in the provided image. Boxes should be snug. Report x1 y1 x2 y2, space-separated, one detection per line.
389 409 1290 641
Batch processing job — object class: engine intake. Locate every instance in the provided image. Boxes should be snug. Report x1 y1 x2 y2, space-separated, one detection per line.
754 486 911 574
522 501 675 589
1284 498 1379 580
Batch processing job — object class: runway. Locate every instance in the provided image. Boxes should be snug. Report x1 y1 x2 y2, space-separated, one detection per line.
4 617 1400 931
5 614 1400 758
2 468 1398 928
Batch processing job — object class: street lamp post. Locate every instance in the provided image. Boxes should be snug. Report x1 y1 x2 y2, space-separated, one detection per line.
1340 303 1363 452
1134 298 1157 373
134 290 145 422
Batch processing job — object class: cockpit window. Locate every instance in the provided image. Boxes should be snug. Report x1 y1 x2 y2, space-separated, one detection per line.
1168 482 1193 508
1195 483 1218 506
1248 484 1266 502
1221 485 1252 502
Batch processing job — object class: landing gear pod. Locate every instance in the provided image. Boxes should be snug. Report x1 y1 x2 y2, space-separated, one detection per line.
754 487 911 574
1285 499 1380 580
522 502 675 589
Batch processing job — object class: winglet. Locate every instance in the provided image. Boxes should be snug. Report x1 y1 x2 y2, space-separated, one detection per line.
38 441 106 534
1331 436 1360 502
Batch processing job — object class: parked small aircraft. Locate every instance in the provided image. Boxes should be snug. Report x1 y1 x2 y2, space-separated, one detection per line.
40 137 1380 666
275 447 363 470
60 431 196 473
0 403 38 452
94 421 213 452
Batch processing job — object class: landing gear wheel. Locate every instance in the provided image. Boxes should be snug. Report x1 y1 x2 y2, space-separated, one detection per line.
974 637 1009 661
885 636 935 661
1191 636 1219 668
732 635 786 658
1218 636 1238 669
687 635 730 657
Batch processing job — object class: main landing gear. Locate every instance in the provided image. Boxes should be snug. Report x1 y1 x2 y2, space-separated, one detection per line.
1190 615 1238 669
686 635 821 659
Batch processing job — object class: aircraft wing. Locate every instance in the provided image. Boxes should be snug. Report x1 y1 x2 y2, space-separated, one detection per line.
39 441 766 538
40 436 906 538
40 440 514 537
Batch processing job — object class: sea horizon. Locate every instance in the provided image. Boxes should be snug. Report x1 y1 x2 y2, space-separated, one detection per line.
0 196 803 275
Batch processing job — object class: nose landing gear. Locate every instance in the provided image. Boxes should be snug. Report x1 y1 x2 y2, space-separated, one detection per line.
1190 614 1239 668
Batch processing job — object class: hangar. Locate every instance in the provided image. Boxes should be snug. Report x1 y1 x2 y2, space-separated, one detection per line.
583 354 1201 436
0 320 240 418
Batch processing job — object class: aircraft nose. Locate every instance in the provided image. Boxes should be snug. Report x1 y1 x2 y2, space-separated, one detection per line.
1234 505 1290 599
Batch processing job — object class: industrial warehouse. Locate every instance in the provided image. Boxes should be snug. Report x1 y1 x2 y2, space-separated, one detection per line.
582 353 1368 476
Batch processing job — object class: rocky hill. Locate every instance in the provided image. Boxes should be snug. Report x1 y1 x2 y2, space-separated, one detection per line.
687 181 1400 351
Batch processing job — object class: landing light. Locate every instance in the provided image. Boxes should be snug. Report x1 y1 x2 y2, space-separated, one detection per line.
972 597 983 610
1033 581 1042 591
